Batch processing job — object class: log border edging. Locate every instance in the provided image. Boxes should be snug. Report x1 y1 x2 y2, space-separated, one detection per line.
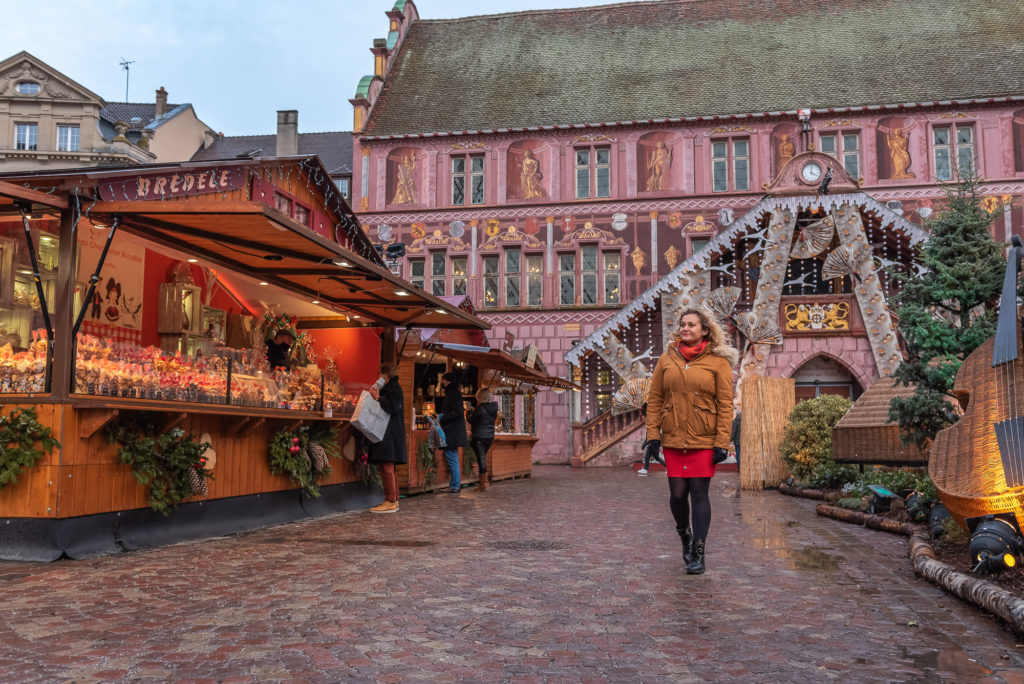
789 488 1024 634
909 531 1024 634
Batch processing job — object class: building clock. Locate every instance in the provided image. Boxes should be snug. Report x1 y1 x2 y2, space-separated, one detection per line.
800 161 823 184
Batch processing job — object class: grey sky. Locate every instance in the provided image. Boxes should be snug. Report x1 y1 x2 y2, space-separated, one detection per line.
5 0 622 136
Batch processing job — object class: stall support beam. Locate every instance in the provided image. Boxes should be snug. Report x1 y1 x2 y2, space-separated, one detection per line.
51 207 78 400
381 326 396 367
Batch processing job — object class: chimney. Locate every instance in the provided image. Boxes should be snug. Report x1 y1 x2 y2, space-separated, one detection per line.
276 110 298 157
155 87 168 117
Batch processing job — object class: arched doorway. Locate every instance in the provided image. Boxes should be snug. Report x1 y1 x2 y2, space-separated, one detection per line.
791 355 863 402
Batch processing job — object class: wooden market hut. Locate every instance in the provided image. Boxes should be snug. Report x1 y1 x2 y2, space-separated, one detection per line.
0 158 488 561
831 376 928 466
395 319 576 494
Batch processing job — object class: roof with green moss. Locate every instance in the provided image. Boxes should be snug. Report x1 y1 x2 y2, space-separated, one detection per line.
363 0 1024 137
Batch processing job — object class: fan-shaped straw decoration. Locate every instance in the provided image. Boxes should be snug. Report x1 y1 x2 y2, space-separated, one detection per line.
611 377 651 415
822 243 869 280
705 287 741 323
733 311 783 345
790 216 834 259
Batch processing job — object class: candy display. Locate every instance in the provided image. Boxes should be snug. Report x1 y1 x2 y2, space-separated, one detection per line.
69 334 355 411
0 329 48 393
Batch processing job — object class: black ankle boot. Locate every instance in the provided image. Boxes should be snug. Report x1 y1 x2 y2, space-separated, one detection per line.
686 540 706 575
677 527 693 564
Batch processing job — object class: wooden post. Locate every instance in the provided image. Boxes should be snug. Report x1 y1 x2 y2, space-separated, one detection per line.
51 207 77 400
740 375 795 490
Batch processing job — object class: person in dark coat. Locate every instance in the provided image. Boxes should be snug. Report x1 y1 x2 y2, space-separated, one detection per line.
436 370 467 493
467 387 499 491
730 399 742 498
368 362 406 513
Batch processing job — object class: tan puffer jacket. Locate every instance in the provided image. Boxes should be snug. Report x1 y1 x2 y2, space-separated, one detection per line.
646 342 736 450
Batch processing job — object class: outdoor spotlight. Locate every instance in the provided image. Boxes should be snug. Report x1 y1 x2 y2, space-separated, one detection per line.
385 243 406 260
965 514 1024 574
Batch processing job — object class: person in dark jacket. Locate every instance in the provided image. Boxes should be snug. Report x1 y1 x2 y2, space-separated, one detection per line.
730 399 742 498
368 362 406 513
436 370 468 493
467 387 499 491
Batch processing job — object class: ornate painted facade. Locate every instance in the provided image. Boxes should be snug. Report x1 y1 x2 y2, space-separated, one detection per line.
351 0 1024 463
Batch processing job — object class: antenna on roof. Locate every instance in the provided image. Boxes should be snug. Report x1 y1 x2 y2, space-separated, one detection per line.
119 58 136 102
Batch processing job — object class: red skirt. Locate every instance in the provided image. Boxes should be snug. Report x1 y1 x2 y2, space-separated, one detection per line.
663 447 715 478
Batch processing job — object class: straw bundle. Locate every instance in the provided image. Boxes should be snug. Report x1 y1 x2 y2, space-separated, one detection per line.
740 375 794 490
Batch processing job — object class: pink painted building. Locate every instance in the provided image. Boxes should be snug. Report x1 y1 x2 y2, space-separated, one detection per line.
350 0 1024 464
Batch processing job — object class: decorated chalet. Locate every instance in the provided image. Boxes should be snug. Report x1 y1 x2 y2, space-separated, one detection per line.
350 0 1024 464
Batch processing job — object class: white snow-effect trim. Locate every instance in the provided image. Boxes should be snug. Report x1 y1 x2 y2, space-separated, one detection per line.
563 192 928 366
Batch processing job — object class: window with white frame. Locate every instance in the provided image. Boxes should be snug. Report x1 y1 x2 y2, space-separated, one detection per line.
581 244 598 305
451 256 467 296
334 177 350 200
15 123 37 151
933 124 974 181
711 138 749 192
603 251 621 304
819 131 859 179
451 154 485 205
575 146 611 199
483 255 499 308
409 258 425 290
504 247 521 307
430 252 446 296
526 254 543 306
559 253 576 306
56 125 79 152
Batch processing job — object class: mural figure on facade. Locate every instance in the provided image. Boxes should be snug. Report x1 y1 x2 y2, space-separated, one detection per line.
777 134 795 168
391 153 417 205
645 141 672 191
885 127 915 179
517 149 545 199
631 245 647 275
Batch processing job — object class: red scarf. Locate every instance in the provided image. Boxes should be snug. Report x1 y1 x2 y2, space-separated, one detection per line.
677 338 708 362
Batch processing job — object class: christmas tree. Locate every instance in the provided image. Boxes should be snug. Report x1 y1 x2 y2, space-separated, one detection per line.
889 174 1005 449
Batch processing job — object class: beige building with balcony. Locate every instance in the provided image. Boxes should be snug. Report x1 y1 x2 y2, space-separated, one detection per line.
0 51 214 171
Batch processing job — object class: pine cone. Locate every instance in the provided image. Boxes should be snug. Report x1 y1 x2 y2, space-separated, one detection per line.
301 446 312 470
188 467 208 497
309 442 329 473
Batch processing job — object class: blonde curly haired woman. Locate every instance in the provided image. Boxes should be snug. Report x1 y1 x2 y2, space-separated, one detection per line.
645 308 736 574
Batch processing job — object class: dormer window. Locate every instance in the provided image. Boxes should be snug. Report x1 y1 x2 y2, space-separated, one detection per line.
16 82 40 95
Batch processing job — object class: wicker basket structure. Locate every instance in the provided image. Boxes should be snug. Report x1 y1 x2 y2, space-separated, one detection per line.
831 377 928 466
930 335 1024 529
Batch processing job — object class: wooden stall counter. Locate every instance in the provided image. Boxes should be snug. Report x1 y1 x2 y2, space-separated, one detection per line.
490 433 537 482
0 399 359 520
396 428 535 495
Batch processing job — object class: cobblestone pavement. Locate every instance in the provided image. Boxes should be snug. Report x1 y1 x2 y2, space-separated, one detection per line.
1 466 1023 683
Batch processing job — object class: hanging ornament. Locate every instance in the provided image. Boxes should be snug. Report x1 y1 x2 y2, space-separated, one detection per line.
706 286 741 323
733 311 783 345
822 243 869 280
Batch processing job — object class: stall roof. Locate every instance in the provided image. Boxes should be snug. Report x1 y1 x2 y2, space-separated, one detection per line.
422 341 578 390
0 160 488 331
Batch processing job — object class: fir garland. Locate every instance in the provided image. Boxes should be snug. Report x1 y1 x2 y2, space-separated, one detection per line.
268 422 340 497
107 417 212 516
415 438 436 485
0 407 60 491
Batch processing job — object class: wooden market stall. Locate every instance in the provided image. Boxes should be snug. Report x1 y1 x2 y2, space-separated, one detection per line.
0 159 487 560
393 321 575 494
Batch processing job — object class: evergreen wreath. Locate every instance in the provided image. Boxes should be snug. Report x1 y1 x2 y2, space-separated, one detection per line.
268 422 340 497
107 416 212 516
0 407 60 491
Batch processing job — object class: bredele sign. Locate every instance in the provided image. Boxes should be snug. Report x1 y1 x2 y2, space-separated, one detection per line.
98 166 247 201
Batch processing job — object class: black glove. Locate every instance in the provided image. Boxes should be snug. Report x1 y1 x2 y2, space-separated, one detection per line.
644 439 661 464
712 447 729 465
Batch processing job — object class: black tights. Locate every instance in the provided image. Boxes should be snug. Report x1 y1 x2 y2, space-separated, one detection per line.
669 477 711 542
